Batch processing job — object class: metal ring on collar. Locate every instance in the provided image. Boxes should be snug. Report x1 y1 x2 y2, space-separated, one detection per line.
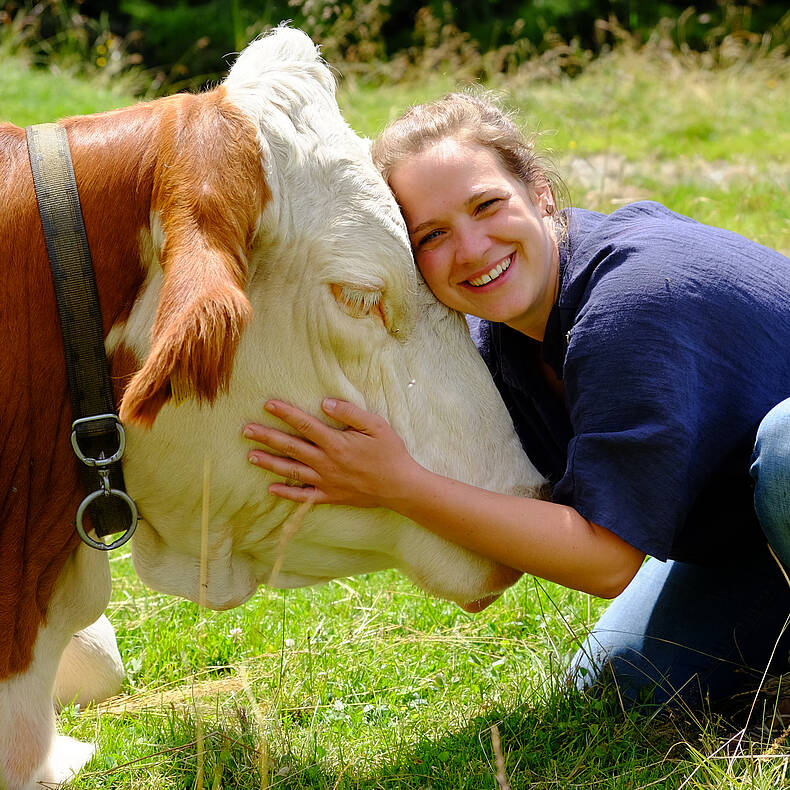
70 413 126 467
76 488 139 551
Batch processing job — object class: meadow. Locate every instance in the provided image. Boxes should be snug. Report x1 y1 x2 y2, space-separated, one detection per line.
3 25 790 790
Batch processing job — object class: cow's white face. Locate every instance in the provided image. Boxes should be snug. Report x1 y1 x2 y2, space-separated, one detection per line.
115 27 545 611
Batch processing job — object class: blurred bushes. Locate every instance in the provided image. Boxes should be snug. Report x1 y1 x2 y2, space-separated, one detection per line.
0 0 151 93
2 0 788 94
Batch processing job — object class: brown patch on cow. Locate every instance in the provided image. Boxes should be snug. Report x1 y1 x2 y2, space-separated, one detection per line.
108 341 143 406
0 123 89 678
0 86 269 679
461 563 523 613
459 593 502 613
64 104 159 332
119 87 270 427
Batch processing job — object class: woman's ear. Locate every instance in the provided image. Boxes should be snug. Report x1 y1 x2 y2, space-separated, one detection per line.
531 178 556 217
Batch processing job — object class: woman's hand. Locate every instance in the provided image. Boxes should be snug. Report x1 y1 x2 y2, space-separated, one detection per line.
243 398 420 508
244 402 645 599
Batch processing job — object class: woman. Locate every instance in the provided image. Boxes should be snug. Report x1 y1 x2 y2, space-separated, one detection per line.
243 93 790 708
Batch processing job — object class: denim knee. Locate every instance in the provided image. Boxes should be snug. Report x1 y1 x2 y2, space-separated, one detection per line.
750 397 790 568
570 555 790 710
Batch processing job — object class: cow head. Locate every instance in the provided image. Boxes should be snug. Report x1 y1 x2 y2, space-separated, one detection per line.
111 26 546 612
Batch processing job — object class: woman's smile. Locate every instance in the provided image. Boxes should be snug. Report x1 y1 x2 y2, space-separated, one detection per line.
465 252 514 288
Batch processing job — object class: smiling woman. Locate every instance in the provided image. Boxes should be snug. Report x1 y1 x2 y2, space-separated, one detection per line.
388 137 559 339
245 90 790 714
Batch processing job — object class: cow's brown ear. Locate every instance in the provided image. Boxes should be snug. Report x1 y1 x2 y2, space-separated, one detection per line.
118 89 268 428
118 260 253 427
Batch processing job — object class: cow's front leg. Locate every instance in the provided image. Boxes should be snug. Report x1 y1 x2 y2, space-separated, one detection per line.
0 543 111 790
0 654 94 790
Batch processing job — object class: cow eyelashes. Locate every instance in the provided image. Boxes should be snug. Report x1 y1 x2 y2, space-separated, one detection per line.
339 287 379 316
331 284 384 321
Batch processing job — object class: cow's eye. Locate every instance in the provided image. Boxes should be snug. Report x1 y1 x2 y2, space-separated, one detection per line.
331 284 385 322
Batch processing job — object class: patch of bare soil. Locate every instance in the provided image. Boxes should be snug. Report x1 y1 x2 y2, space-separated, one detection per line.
561 153 787 205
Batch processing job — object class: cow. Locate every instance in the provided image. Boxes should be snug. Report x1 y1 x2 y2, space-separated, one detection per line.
0 26 545 789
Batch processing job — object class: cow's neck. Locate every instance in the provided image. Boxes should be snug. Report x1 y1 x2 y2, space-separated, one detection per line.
62 107 163 332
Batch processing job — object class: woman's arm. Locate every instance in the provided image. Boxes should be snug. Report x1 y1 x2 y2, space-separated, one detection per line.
244 398 645 599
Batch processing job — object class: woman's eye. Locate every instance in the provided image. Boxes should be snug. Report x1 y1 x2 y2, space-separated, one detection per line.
475 198 500 214
417 229 443 247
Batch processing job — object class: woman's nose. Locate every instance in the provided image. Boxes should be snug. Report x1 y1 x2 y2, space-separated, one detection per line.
454 221 488 265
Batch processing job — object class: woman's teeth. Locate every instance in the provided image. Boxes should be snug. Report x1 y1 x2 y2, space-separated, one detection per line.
468 255 512 287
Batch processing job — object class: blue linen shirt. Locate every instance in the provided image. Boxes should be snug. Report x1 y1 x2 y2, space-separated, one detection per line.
470 202 790 565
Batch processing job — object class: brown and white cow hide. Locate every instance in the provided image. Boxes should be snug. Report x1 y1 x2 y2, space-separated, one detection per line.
0 26 545 790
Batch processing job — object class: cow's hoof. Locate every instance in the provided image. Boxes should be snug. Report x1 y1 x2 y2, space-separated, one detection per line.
36 735 95 787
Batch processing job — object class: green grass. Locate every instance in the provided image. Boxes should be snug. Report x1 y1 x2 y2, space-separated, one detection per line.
62 558 790 789
5 42 790 789
0 59 137 125
66 559 676 789
337 49 790 256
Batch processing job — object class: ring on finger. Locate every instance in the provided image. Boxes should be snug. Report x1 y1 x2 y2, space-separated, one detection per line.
285 465 307 488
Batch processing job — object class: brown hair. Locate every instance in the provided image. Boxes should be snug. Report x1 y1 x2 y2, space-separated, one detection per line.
371 90 568 231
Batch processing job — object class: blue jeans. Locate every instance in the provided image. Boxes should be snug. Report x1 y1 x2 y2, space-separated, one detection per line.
571 398 790 708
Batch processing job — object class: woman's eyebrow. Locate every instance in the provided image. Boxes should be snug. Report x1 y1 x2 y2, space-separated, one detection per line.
409 218 437 237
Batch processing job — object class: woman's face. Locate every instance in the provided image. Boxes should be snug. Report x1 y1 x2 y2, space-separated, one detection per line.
389 137 559 340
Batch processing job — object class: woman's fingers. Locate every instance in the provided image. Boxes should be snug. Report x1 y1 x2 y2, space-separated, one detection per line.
244 423 317 462
247 447 320 487
263 400 337 444
253 399 385 446
321 398 385 434
267 482 329 504
243 422 325 485
243 399 407 509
